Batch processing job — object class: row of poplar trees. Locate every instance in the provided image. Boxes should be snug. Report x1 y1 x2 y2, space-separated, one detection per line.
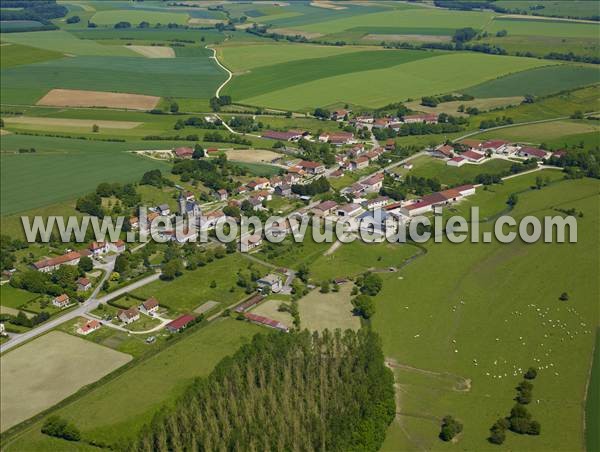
128 329 395 452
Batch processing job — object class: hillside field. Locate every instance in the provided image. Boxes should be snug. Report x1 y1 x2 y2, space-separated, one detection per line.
375 176 598 451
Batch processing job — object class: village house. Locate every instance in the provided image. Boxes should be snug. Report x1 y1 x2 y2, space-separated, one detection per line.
33 251 82 273
157 204 171 216
77 319 101 336
247 177 270 191
432 144 454 159
364 196 390 210
362 173 384 193
298 160 326 175
201 210 226 230
552 150 567 159
461 150 485 162
372 117 392 129
447 156 467 167
312 200 338 217
118 307 140 324
269 176 283 188
275 184 292 197
354 115 374 125
385 138 395 150
331 109 349 121
166 314 195 333
244 312 289 332
240 234 263 252
348 144 366 157
129 216 139 229
140 297 159 315
337 203 363 217
170 227 199 244
460 139 483 152
257 274 283 293
173 146 194 159
330 169 344 178
262 130 304 141
328 131 355 146
518 146 549 160
108 240 126 253
349 155 369 171
183 191 195 201
216 189 228 201
366 148 384 161
53 294 70 309
77 277 92 292
237 185 248 195
402 113 438 124
89 241 109 257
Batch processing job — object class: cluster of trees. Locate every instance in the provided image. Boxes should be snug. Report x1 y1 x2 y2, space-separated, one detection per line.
76 182 140 218
174 116 223 130
172 153 248 192
227 116 259 133
350 273 383 319
246 24 311 44
209 95 232 112
5 309 50 329
489 368 541 444
1 0 67 30
236 264 262 294
439 415 463 441
381 174 441 200
547 147 600 179
298 138 336 165
292 176 330 196
0 234 27 271
203 131 252 146
479 116 514 129
41 416 81 442
130 329 395 451
421 94 473 107
453 27 478 43
140 169 173 189
373 115 467 139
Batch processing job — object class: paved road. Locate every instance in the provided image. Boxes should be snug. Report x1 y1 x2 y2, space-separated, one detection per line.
0 259 161 353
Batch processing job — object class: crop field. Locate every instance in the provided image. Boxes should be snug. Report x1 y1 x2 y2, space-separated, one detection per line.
130 254 269 314
36 88 160 110
224 148 282 164
0 43 64 68
3 320 262 450
3 116 142 129
405 96 523 117
394 155 515 186
1 54 225 105
0 135 170 215
128 45 175 58
0 331 132 432
487 17 600 38
71 27 228 43
226 51 549 110
474 119 600 144
494 1 600 20
374 176 599 451
463 65 600 98
298 284 361 332
90 9 189 26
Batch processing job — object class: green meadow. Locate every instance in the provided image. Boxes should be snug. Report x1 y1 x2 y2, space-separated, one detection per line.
375 176 599 451
463 65 600 98
494 1 600 20
0 43 64 68
487 17 600 38
474 120 600 145
231 52 548 110
3 319 262 450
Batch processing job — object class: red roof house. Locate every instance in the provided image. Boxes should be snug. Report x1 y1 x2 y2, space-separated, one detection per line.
166 314 196 332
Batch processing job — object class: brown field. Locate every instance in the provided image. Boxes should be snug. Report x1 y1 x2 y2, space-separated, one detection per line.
250 299 293 328
225 148 283 164
36 89 160 111
4 116 142 129
406 96 524 117
269 28 324 39
310 1 346 10
0 128 11 135
298 284 361 332
187 18 223 26
0 331 131 432
194 300 220 314
128 45 175 58
364 34 452 43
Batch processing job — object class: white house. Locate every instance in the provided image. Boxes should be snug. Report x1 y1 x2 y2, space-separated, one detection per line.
257 274 283 293
240 234 263 253
140 297 159 315
89 241 109 257
118 307 140 324
53 294 70 308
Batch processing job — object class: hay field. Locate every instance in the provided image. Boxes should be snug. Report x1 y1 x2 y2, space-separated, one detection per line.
298 284 361 332
364 33 451 43
128 45 175 58
0 331 131 432
250 299 293 328
36 89 160 110
4 116 142 129
225 148 282 164
405 96 523 116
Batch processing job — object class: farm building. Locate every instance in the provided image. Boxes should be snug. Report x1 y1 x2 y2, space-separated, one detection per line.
403 113 438 124
53 294 70 309
400 184 475 216
328 132 355 146
33 251 81 273
244 313 289 332
337 203 363 217
166 315 196 333
235 294 265 313
140 297 159 315
349 156 369 170
481 140 510 154
447 156 467 167
240 234 263 253
312 200 338 217
462 150 485 162
247 177 270 191
77 320 101 336
173 147 194 159
365 196 390 210
518 147 549 159
460 139 483 151
331 109 349 121
362 173 384 193
262 130 304 141
118 307 140 324
298 160 326 175
432 144 454 158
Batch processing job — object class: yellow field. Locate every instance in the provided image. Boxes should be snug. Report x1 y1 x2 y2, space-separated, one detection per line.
4 116 142 129
36 89 160 110
0 331 131 432
225 148 282 164
298 284 361 332
128 45 175 58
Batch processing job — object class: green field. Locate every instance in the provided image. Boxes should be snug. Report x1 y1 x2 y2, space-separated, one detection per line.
394 155 515 186
0 43 64 68
90 9 189 26
0 135 171 215
463 65 600 98
494 1 600 20
227 51 549 110
487 17 600 38
1 53 225 105
586 330 600 452
374 176 599 451
0 285 38 309
474 120 600 145
3 320 262 449
130 254 269 314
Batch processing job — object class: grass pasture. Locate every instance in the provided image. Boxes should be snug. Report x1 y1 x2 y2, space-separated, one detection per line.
250 299 293 329
474 120 600 145
0 285 38 309
229 52 549 110
0 331 132 432
298 284 361 332
375 176 599 451
0 43 64 68
463 65 600 98
3 320 262 450
494 1 600 20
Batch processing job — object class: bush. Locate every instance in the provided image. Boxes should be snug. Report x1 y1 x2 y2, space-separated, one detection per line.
524 367 537 380
439 415 463 441
42 416 81 441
